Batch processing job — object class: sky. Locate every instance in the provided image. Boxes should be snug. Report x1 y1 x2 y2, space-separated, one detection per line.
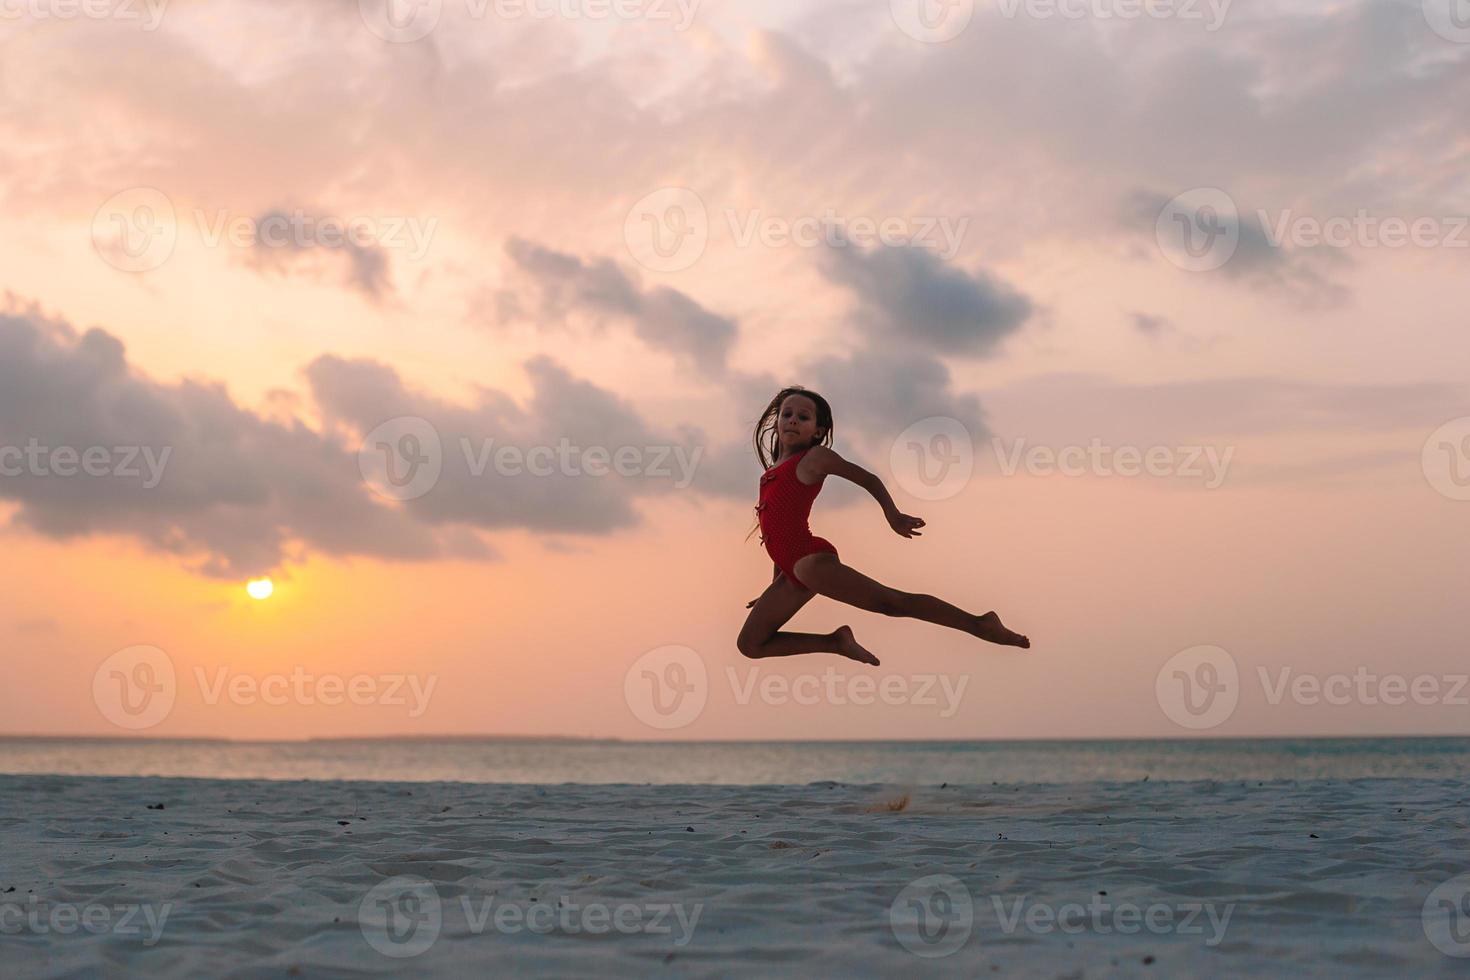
0 0 1467 742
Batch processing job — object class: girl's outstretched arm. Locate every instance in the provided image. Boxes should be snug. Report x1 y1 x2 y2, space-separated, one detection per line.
801 445 926 538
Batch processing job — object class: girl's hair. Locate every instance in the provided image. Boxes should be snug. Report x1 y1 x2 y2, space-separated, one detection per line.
746 386 835 545
752 386 835 469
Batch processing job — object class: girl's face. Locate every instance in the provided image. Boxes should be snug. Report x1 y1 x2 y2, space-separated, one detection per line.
776 394 823 452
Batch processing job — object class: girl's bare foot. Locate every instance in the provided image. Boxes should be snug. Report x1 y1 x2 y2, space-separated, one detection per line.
833 625 880 666
973 611 1030 649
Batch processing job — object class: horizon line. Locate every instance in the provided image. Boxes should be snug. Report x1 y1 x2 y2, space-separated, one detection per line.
3 732 1469 744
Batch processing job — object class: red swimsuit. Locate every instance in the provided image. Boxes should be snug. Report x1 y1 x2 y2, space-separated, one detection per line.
756 447 838 589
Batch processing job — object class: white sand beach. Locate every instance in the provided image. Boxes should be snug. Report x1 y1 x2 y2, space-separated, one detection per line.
2 774 1466 977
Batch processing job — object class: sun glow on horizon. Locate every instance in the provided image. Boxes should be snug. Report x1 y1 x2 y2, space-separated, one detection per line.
246 578 274 600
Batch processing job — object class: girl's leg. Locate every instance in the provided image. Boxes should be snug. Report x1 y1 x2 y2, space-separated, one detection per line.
793 553 1030 649
737 573 880 665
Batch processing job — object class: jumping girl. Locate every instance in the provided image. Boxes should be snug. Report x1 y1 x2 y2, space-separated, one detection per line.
738 386 1030 666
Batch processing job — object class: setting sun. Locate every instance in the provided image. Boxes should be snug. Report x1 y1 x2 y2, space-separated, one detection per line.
246 578 274 600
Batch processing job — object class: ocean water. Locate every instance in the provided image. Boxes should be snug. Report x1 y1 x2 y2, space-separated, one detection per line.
2 736 1469 784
